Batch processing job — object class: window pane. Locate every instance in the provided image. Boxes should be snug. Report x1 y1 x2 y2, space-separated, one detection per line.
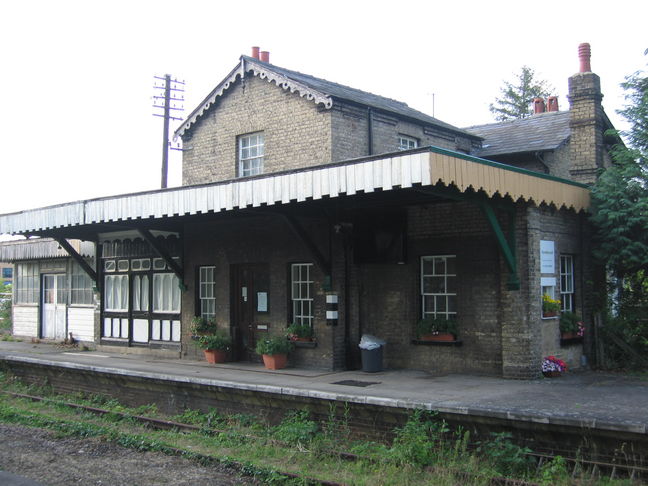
422 258 434 275
133 275 140 311
424 276 445 294
141 276 149 311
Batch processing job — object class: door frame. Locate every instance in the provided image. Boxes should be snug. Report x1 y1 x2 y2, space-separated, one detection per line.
41 273 67 340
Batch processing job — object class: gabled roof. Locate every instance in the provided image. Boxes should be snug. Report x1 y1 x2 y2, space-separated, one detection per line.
464 111 571 157
175 56 478 140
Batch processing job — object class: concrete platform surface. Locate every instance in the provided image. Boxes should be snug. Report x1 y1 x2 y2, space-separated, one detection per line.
0 340 647 435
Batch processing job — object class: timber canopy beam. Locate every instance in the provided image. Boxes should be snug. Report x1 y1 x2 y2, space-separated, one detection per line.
53 237 97 284
135 228 186 290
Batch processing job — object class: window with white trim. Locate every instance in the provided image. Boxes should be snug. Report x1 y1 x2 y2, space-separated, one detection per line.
421 256 457 319
398 135 418 151
153 273 181 313
560 255 575 312
199 266 216 319
70 262 94 305
104 274 129 311
132 274 150 312
238 132 264 177
291 263 313 326
15 263 39 304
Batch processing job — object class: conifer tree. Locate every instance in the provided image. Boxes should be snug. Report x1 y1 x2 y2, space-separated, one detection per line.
489 66 554 121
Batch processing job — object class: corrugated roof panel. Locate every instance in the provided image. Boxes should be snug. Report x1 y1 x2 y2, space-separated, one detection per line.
0 148 591 236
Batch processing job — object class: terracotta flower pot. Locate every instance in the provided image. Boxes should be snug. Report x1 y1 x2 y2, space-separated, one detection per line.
543 311 558 318
543 371 562 378
262 353 288 370
420 333 455 342
290 336 313 342
561 331 577 340
203 349 228 364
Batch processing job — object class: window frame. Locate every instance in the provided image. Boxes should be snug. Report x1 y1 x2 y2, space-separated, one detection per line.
152 272 181 314
238 132 265 177
104 274 129 312
420 255 457 320
398 135 419 151
15 262 39 304
290 263 314 327
70 261 94 306
560 255 575 312
198 266 216 320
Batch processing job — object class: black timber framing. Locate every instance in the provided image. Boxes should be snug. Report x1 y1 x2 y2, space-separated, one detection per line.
135 228 186 290
53 237 97 284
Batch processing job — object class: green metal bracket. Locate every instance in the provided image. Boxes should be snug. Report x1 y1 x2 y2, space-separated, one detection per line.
480 203 520 291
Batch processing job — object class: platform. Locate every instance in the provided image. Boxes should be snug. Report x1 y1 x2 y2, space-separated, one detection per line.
1 339 646 454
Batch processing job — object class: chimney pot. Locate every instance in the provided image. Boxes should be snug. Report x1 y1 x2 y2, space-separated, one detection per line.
547 96 559 112
578 43 591 73
533 97 546 114
251 46 260 59
260 50 270 63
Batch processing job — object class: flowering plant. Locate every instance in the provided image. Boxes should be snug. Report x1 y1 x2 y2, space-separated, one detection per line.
542 356 567 373
542 294 561 315
576 321 585 337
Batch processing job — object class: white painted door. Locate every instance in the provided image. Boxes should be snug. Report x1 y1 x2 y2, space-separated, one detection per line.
42 274 67 340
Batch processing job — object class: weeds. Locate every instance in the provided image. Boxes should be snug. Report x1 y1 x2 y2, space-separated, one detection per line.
0 374 639 485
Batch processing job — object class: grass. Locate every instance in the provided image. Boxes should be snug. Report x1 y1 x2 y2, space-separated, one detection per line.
0 372 642 485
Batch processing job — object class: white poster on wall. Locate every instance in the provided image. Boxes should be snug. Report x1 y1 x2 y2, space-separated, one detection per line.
540 240 555 274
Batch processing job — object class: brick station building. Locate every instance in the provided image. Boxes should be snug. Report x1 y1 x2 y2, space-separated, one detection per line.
0 44 615 379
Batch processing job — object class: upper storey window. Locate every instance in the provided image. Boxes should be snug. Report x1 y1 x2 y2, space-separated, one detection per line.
238 132 264 177
398 135 418 151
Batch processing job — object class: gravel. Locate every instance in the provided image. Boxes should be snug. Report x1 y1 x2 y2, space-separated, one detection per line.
0 424 258 486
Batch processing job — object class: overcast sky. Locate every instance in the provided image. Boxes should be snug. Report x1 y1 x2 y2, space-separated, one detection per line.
1 0 646 218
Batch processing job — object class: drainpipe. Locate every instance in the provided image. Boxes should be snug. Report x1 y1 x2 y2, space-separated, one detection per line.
534 152 551 174
367 108 373 156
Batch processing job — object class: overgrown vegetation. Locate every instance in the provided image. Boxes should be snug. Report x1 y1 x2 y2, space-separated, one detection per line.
0 372 639 485
590 55 648 371
0 281 11 332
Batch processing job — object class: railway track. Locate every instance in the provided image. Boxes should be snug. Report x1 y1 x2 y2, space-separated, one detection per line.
3 391 647 484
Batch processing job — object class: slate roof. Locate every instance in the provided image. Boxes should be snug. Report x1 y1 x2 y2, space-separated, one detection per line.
241 56 475 138
464 111 571 157
176 55 478 140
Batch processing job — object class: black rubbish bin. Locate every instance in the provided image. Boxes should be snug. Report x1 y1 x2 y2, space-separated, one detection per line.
361 345 383 372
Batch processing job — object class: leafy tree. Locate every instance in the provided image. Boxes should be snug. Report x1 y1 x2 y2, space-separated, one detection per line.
590 61 648 369
489 66 554 121
590 69 648 278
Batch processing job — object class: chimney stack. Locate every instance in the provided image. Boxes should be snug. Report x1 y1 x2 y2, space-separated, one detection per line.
260 50 270 63
568 42 604 184
578 42 591 73
533 97 546 114
251 46 260 60
546 96 559 112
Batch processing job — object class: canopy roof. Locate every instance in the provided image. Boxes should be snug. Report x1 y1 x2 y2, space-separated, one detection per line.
0 146 590 237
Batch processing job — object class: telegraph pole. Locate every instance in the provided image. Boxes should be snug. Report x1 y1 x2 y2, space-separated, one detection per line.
153 75 185 188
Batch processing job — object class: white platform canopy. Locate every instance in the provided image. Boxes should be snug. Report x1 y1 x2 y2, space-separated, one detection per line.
0 146 590 236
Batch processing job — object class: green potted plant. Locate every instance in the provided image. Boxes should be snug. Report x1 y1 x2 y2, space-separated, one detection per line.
416 317 458 342
255 335 294 370
190 316 217 336
559 312 585 340
197 331 231 364
542 294 561 318
287 323 314 342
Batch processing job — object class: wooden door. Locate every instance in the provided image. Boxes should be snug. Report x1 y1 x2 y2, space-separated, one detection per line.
231 263 269 361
